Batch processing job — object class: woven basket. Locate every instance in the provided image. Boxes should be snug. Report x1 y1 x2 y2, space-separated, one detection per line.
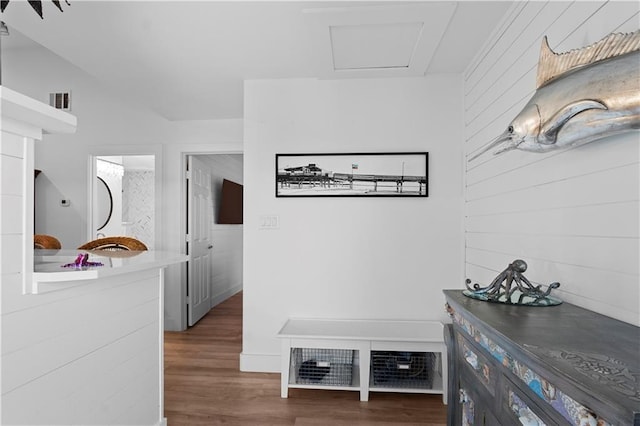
34 234 62 249
78 236 147 251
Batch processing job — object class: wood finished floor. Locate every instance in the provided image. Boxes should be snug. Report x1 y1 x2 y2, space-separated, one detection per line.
164 292 447 425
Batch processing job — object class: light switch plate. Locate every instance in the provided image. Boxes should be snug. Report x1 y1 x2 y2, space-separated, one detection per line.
259 215 279 230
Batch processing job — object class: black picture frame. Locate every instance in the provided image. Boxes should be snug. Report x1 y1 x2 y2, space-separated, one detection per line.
276 152 428 197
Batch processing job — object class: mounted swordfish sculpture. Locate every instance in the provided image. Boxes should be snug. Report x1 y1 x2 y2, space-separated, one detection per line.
469 30 640 161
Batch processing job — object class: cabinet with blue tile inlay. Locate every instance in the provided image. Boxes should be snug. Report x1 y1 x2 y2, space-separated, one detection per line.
443 290 639 426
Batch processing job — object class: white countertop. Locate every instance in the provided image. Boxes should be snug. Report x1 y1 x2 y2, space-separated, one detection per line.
33 250 187 292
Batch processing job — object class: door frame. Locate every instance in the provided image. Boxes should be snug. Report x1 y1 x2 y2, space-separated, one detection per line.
87 144 162 248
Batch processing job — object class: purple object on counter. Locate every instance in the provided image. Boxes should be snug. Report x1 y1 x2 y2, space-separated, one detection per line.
62 253 104 268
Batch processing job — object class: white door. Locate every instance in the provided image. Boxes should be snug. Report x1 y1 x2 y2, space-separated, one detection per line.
187 155 214 326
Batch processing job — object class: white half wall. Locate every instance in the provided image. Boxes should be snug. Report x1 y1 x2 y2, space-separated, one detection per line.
242 76 464 372
2 269 165 425
463 1 639 325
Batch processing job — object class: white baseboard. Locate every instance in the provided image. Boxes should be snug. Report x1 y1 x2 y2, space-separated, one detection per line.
156 417 167 426
239 352 280 373
211 284 242 308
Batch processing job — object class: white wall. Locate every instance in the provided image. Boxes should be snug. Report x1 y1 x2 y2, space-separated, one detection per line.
242 76 464 371
4 45 170 249
200 154 243 306
463 1 639 325
3 42 244 331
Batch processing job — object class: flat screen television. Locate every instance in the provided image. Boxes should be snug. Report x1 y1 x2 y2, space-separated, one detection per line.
218 179 243 224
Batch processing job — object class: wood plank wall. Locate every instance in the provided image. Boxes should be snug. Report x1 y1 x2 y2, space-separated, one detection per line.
1 130 27 424
2 129 164 424
1 268 164 425
463 1 639 325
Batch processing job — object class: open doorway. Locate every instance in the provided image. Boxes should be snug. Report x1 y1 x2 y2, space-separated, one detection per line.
183 153 243 327
90 155 155 248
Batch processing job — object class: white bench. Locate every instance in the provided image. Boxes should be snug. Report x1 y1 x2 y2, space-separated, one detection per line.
277 318 447 403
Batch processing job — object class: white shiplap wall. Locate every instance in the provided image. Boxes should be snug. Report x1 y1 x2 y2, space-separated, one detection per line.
1 92 164 425
0 126 25 426
2 270 163 425
463 1 639 325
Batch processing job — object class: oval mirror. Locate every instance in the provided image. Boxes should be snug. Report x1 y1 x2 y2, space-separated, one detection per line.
96 176 113 231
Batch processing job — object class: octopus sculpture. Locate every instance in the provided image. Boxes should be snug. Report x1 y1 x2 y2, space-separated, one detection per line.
465 259 560 306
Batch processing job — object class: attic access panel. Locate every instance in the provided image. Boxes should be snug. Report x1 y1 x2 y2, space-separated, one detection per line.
275 152 428 197
330 22 423 70
305 3 456 78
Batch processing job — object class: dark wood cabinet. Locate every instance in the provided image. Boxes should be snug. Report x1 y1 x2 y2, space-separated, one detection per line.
443 290 639 426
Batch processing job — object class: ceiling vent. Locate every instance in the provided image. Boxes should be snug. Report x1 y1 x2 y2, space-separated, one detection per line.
49 91 71 111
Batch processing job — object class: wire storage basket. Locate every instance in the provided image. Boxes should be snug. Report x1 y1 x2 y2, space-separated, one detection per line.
291 348 354 386
371 351 435 389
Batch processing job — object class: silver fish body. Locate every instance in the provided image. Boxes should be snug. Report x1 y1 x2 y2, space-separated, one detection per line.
470 35 640 161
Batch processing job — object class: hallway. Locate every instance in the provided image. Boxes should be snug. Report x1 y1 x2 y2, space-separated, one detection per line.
164 292 447 425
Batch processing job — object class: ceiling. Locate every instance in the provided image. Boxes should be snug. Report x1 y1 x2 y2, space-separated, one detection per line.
1 1 512 121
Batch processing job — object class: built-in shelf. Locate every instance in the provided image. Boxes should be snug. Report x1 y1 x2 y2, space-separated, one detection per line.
1 86 77 137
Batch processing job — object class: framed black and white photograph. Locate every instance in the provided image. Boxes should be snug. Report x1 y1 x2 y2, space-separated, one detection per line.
276 152 428 197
